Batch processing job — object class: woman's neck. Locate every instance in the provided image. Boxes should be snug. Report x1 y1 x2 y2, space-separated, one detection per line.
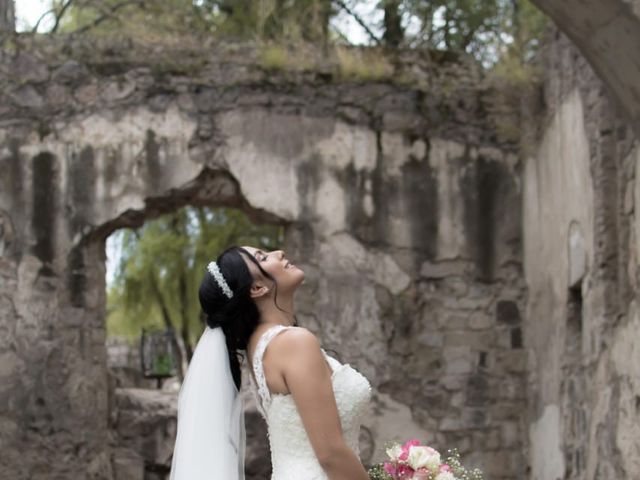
258 296 296 327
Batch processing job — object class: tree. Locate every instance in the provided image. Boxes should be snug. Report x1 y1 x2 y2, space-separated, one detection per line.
382 0 403 48
107 206 283 372
0 0 14 33
332 0 545 66
48 0 336 44
35 0 546 71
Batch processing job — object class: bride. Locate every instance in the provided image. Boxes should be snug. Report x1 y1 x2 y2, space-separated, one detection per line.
169 245 372 480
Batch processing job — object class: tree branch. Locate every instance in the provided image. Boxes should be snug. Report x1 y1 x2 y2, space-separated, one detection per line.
71 0 144 35
332 0 381 45
50 0 75 34
32 8 55 33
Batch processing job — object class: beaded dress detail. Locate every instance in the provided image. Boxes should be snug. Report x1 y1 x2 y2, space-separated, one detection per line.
249 325 372 480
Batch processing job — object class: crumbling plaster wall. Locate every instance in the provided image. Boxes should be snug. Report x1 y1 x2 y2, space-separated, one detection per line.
530 0 640 133
0 39 524 479
524 32 640 480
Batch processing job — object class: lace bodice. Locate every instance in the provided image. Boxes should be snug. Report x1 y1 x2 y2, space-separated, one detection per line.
248 325 372 480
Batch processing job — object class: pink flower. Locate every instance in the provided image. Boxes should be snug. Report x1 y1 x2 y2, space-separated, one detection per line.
439 464 452 473
384 461 397 476
396 463 416 479
398 439 422 461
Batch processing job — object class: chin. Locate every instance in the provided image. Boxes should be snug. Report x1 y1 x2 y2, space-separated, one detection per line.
291 269 305 287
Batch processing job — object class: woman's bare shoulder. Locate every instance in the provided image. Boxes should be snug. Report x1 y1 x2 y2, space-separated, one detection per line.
274 326 321 350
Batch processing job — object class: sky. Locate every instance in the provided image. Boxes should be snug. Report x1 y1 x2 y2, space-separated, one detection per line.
15 0 55 32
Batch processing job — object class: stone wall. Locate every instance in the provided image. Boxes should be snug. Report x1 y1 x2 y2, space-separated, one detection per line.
530 0 640 133
0 37 524 478
523 31 640 480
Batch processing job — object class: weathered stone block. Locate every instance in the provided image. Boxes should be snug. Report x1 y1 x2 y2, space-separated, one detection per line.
500 421 520 448
444 331 494 349
112 448 144 480
465 374 490 407
495 300 521 325
440 375 467 391
437 315 468 330
499 351 527 373
483 450 520 477
101 80 137 102
443 346 475 374
416 330 444 347
469 311 493 330
461 407 489 429
9 85 44 109
419 261 471 279
114 388 177 471
439 415 463 432
9 53 50 83
52 60 90 86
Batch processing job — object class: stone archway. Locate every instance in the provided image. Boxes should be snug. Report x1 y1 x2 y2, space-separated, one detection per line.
0 103 292 478
531 0 640 132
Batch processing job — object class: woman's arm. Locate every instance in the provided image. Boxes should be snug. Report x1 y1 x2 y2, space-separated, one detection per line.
277 328 369 480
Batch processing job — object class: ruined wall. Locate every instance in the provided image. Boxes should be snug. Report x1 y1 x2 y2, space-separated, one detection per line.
530 0 640 133
523 31 640 480
0 37 524 479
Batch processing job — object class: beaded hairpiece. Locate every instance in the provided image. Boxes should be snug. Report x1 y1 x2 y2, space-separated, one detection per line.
207 261 234 299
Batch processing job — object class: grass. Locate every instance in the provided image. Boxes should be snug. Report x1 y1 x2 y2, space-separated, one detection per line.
334 46 394 81
257 41 395 82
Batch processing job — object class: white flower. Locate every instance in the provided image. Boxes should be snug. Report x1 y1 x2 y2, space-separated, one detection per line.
407 446 441 471
386 444 403 461
434 472 456 480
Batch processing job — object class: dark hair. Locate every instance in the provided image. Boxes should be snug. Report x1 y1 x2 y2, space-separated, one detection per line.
198 245 299 391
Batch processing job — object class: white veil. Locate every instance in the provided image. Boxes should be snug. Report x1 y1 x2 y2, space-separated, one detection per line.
169 325 246 480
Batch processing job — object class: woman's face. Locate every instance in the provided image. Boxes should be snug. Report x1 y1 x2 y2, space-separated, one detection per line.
240 246 305 295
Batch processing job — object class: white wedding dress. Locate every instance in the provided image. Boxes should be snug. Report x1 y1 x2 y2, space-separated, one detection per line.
248 324 372 480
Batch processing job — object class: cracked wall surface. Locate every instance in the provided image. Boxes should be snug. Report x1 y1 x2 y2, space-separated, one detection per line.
0 38 526 479
523 32 640 480
531 0 640 133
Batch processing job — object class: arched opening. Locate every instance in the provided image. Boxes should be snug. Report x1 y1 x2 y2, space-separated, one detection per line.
67 167 294 479
104 202 285 478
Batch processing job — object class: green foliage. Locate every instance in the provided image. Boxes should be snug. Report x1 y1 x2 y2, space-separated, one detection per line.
443 448 484 480
335 46 394 81
152 353 175 376
54 0 211 40
106 206 283 350
198 0 334 43
50 0 334 45
41 0 547 78
398 0 548 67
367 462 393 480
259 43 294 71
255 40 394 81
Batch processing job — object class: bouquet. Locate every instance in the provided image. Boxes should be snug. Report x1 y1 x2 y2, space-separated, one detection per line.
367 439 483 480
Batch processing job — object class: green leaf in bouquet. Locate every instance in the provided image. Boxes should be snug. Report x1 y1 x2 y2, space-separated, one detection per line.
442 448 484 480
367 462 393 480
